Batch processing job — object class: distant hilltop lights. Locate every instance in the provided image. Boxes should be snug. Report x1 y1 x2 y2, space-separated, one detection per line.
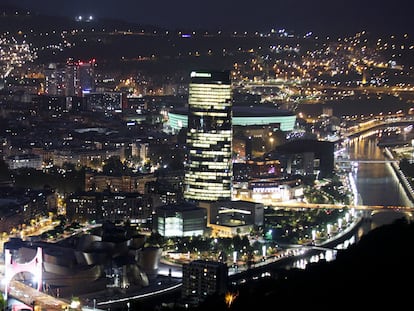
270 28 295 38
75 15 94 22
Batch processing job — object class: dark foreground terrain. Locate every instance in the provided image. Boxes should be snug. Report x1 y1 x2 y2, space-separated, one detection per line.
159 217 414 311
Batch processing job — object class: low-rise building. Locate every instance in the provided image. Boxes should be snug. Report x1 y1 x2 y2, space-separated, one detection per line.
154 202 207 237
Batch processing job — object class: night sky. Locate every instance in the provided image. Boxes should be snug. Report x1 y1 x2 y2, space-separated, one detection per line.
5 0 414 34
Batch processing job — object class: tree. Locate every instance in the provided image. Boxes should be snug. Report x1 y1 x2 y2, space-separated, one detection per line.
102 156 125 175
146 231 164 247
0 159 11 181
0 292 6 311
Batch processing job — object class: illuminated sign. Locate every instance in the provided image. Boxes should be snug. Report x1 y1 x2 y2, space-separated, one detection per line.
190 71 212 78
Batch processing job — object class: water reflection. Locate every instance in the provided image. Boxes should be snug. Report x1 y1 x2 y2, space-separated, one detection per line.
345 133 413 207
291 129 413 271
291 235 354 270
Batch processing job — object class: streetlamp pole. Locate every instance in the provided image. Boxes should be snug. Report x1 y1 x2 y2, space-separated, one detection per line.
411 139 414 163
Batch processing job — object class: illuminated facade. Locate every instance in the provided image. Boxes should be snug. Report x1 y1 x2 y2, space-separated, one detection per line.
166 106 296 134
85 92 123 113
166 105 296 159
184 70 233 202
5 154 42 170
197 200 264 237
155 202 207 237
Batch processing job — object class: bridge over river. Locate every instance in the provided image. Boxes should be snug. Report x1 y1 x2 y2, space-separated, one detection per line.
268 201 414 214
335 159 399 164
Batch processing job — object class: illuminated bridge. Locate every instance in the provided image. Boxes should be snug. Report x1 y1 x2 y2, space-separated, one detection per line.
267 201 413 213
1 247 71 311
6 280 70 311
335 159 399 164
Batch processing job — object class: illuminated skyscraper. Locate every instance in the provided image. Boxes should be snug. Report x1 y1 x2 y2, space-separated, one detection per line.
184 70 233 202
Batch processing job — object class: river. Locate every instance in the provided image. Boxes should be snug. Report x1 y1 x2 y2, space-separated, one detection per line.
345 132 414 208
288 131 414 270
343 130 413 232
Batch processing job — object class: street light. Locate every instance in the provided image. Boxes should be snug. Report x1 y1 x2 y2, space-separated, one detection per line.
411 139 414 163
70 297 81 310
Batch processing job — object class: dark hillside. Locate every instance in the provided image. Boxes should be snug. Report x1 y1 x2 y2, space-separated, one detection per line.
197 218 414 310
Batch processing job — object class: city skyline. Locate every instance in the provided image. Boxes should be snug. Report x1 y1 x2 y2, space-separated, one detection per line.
4 0 414 35
1 1 414 310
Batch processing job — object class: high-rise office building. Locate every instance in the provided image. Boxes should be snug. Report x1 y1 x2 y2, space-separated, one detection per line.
75 59 96 96
65 59 96 97
184 70 233 202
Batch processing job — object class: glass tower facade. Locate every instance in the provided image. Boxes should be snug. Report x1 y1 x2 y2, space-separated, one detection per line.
184 70 233 202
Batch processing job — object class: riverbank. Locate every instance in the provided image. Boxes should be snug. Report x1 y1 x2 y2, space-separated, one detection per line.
383 147 414 205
